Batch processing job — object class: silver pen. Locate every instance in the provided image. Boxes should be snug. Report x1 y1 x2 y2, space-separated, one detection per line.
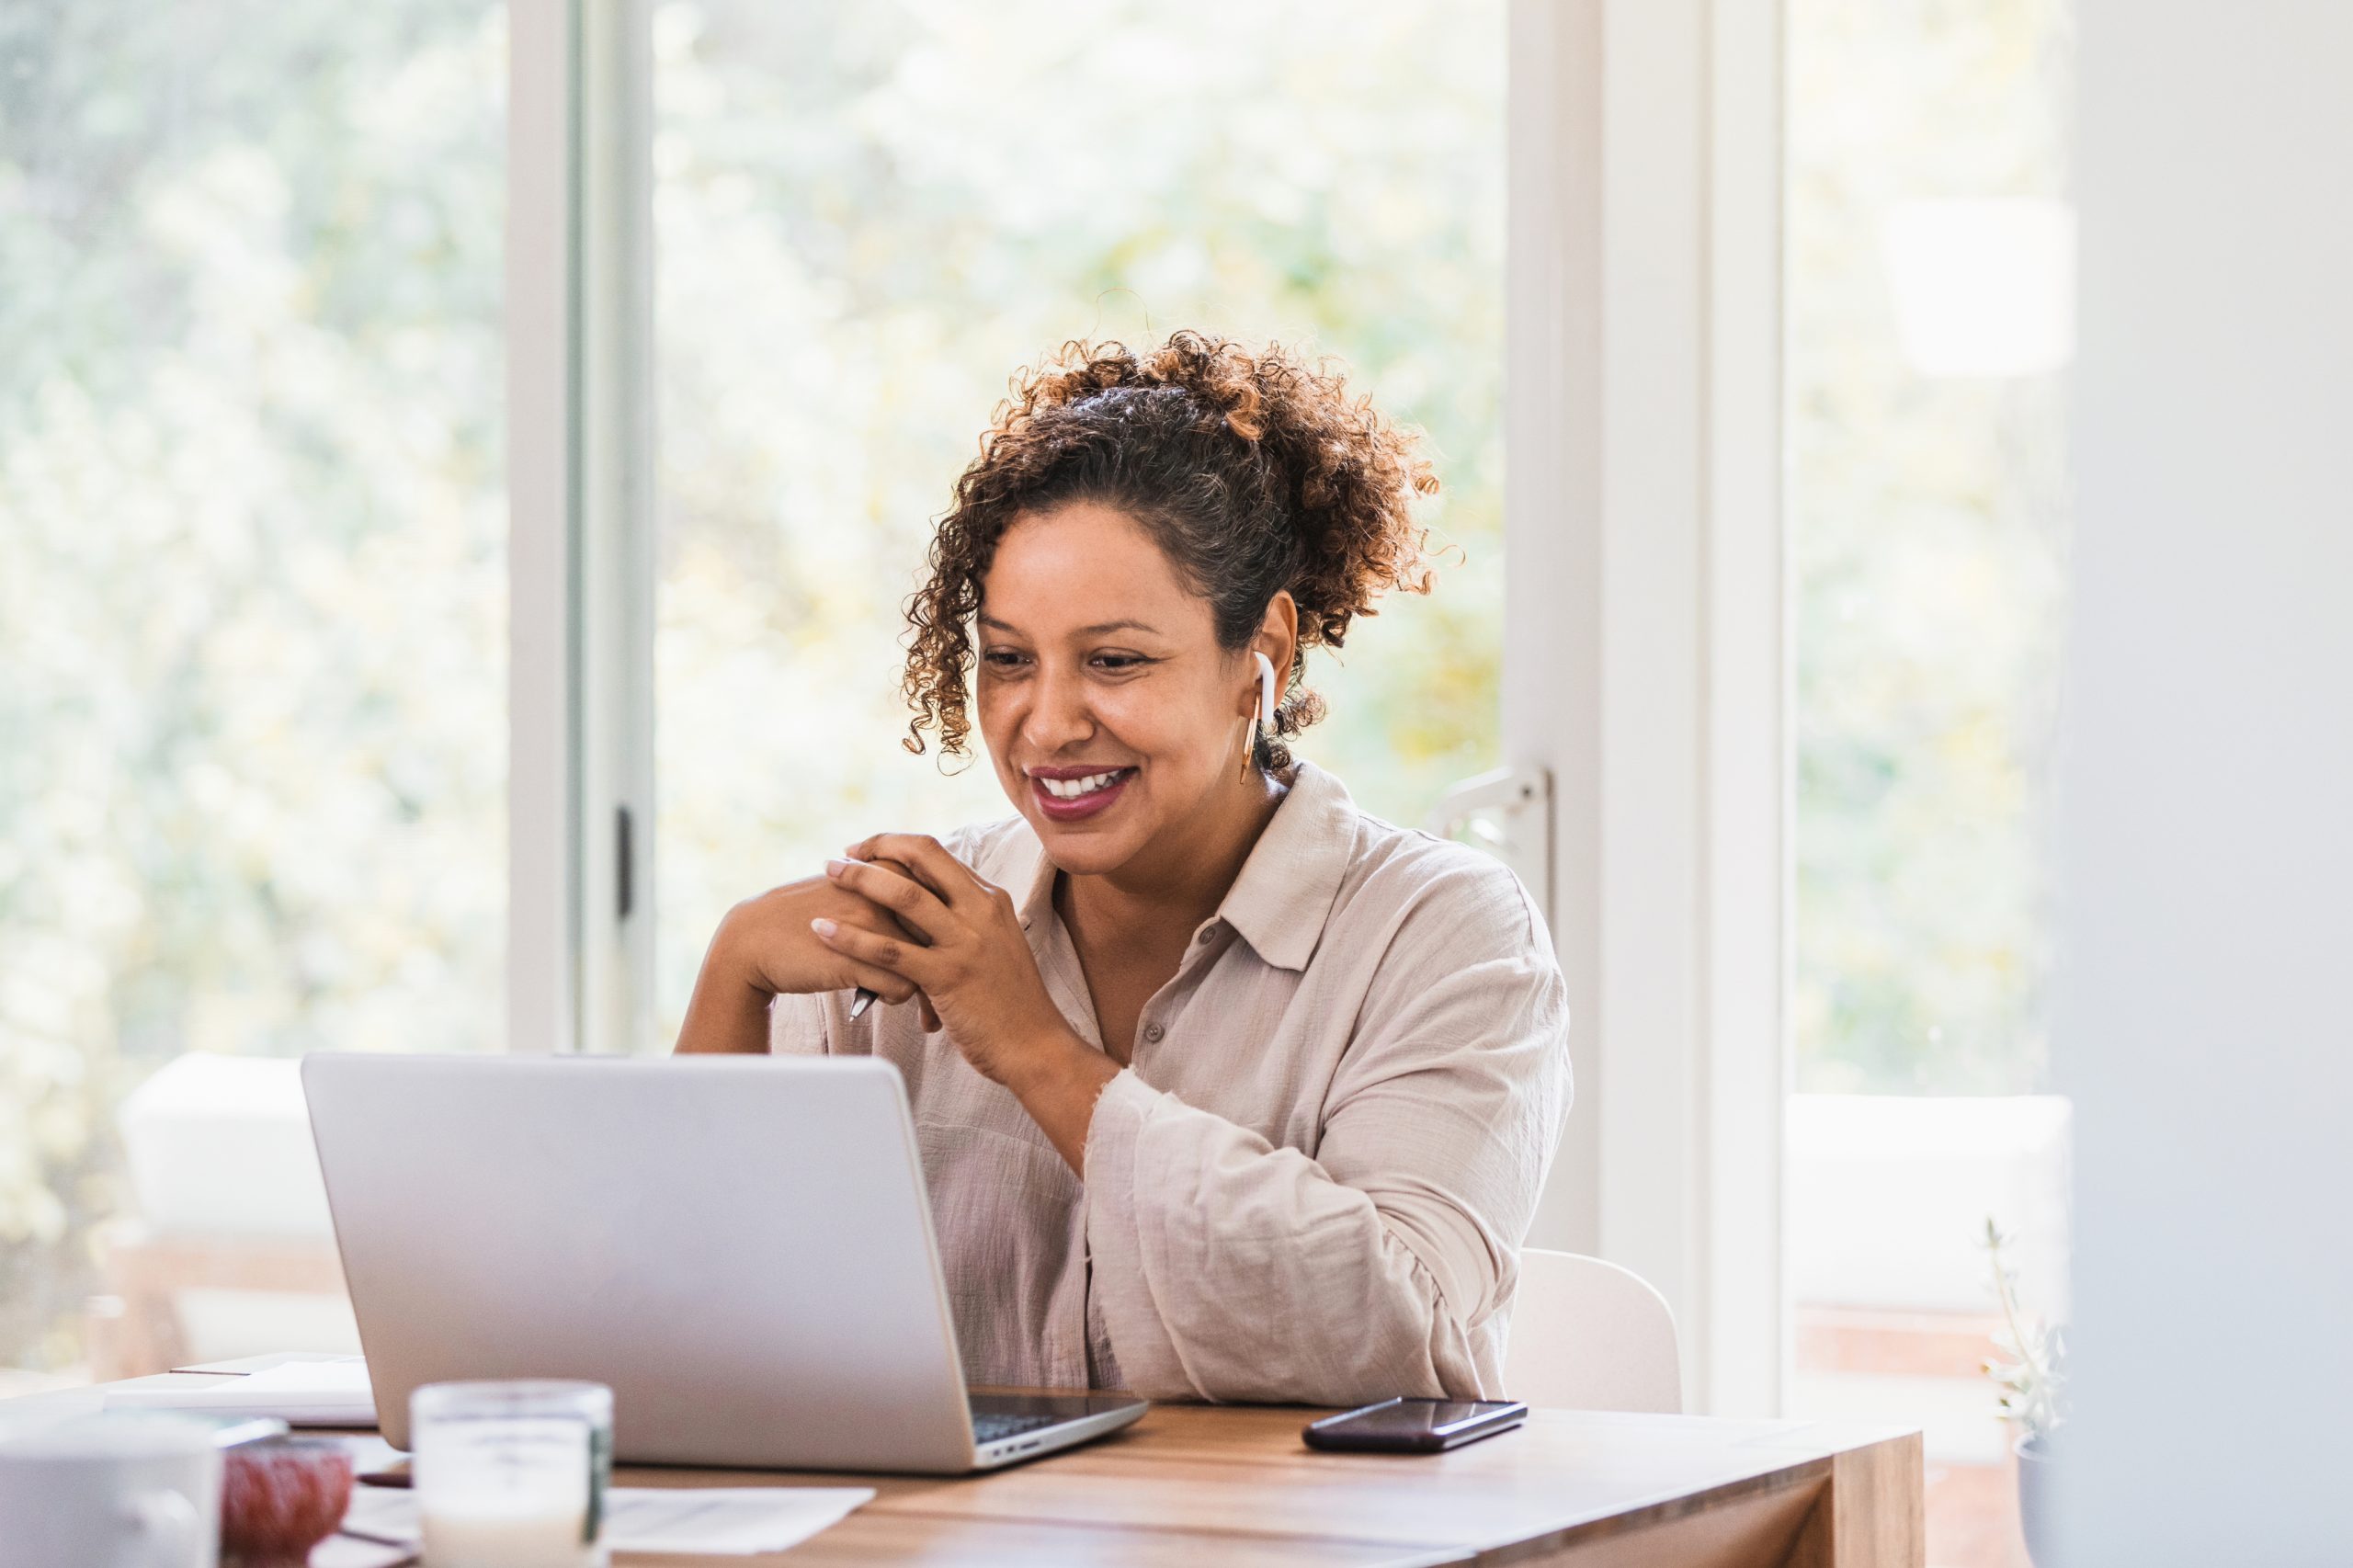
847 856 916 1021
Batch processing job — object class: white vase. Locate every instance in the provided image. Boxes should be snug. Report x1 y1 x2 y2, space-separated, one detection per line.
2016 1430 2056 1567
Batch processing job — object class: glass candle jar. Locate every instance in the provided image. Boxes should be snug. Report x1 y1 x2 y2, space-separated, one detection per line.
410 1381 611 1568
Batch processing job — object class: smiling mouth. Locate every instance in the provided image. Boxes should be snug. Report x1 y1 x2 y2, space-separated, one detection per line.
1026 767 1137 821
1033 767 1133 800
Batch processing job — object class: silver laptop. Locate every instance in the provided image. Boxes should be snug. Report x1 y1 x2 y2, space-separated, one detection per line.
301 1052 1145 1472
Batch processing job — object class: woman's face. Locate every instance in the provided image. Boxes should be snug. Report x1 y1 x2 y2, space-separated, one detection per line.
974 501 1258 878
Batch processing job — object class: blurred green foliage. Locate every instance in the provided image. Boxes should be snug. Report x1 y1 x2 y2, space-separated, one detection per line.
1789 0 2071 1093
0 0 1504 1371
0 0 2069 1378
0 2 508 1369
650 0 1506 1037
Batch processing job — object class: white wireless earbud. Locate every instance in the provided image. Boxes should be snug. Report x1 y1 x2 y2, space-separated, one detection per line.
1242 652 1280 778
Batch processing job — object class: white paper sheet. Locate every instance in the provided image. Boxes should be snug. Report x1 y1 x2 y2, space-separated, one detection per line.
309 1530 415 1568
339 1483 874 1557
105 1355 376 1426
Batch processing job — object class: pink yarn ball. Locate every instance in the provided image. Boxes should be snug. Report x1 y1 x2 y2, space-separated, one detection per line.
219 1438 356 1567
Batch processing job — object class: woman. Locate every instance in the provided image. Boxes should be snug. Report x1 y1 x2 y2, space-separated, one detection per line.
677 331 1571 1405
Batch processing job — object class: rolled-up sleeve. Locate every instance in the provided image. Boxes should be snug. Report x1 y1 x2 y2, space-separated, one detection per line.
1080 869 1572 1405
767 990 831 1056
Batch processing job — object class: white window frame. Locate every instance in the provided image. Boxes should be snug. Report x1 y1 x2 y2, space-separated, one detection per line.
506 0 656 1059
510 0 1791 1413
1506 0 1789 1416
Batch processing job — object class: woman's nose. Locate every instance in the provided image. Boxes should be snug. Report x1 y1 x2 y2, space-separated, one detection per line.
1021 665 1095 753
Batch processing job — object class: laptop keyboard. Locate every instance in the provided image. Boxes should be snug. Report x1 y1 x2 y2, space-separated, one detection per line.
971 1410 1066 1445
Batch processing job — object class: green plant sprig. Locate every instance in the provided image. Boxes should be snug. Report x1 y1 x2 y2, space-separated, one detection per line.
1981 1215 2066 1441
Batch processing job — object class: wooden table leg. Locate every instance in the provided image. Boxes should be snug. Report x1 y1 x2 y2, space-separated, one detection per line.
1785 1432 1925 1568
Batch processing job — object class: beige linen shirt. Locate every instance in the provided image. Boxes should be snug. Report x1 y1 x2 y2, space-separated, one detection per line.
768 761 1573 1405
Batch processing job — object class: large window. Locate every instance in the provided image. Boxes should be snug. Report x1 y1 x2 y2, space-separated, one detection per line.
0 3 507 1382
1 0 1508 1384
650 0 1506 1037
1785 2 2073 1563
8 16 2086 1506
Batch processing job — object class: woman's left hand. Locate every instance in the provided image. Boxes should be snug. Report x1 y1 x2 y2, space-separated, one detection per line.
814 835 1116 1170
814 834 1110 1105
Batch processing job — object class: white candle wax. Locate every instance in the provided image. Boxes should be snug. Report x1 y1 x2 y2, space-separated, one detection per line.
421 1494 599 1568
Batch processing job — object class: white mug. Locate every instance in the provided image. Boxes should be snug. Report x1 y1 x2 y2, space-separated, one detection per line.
0 1414 221 1568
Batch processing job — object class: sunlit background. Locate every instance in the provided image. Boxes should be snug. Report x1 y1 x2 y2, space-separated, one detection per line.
1 0 510 1371
649 0 1506 1041
1785 7 2072 1564
3 3 2069 1560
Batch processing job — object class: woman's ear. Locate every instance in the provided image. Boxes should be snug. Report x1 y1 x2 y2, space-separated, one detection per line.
1254 590 1300 700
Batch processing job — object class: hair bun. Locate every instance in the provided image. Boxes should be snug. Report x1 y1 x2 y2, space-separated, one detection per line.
1131 331 1437 631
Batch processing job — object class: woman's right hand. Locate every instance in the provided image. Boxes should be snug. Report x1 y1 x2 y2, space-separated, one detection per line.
674 873 926 1054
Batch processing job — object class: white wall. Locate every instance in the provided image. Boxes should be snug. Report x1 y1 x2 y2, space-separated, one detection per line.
1785 1096 2070 1317
2061 4 2353 1560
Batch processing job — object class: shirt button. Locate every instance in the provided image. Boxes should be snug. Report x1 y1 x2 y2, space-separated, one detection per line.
1142 1023 1165 1044
1197 926 1218 944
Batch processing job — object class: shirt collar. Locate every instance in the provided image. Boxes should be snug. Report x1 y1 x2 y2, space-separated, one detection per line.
1007 760 1358 972
1013 835 1061 933
1211 761 1358 970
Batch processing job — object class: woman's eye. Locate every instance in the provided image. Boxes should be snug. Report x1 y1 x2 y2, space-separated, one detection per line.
1092 653 1150 672
981 650 1030 670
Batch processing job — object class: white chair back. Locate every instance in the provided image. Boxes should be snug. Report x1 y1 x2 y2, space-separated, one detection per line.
1502 1248 1683 1414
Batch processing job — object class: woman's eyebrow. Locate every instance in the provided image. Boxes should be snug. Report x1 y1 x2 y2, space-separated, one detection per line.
977 614 1162 637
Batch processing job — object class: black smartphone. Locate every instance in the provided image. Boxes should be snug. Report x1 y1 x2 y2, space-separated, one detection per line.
1301 1396 1529 1454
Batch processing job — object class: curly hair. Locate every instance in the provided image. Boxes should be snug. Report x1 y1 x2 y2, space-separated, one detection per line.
901 331 1438 769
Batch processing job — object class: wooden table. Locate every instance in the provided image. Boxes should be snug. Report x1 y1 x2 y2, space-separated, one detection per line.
6 1358 1922 1566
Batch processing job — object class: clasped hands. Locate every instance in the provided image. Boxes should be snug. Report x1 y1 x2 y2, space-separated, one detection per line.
703 835 1116 1168
810 835 1068 1086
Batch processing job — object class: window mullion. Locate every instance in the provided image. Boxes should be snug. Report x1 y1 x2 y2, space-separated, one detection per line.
506 0 655 1057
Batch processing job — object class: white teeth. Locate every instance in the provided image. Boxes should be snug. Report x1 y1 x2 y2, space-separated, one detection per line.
1039 770 1125 800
